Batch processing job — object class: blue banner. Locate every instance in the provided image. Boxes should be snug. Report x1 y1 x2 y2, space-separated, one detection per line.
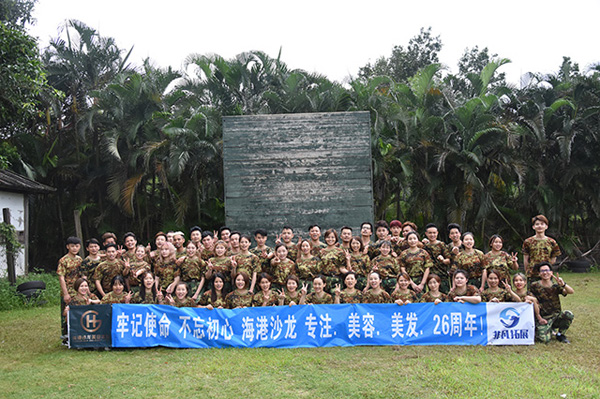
110 302 533 348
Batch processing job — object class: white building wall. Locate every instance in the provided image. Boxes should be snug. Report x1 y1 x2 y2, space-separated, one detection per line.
0 191 26 277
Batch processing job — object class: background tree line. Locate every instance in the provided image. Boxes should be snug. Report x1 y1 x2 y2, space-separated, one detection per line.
2 2 599 269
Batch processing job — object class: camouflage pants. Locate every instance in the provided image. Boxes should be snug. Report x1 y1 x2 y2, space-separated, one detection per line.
536 311 574 343
323 276 341 296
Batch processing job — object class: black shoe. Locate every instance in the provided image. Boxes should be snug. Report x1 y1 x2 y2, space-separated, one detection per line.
556 333 570 344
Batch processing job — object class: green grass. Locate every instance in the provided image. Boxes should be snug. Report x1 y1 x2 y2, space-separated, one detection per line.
0 272 598 398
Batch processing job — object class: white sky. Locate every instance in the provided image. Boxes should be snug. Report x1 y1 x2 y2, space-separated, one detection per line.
30 0 600 86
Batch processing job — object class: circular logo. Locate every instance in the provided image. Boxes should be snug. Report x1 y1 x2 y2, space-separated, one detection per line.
499 307 520 329
80 310 102 333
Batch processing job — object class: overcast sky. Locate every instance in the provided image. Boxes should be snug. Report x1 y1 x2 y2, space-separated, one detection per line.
29 0 600 86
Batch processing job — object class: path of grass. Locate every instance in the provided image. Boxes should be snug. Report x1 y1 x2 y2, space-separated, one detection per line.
0 272 598 399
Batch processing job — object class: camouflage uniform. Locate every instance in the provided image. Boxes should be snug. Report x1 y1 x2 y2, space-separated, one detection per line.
100 290 128 304
367 241 382 260
391 290 418 303
420 292 448 303
225 291 253 309
199 247 215 262
361 290 392 304
170 296 197 308
296 255 320 281
319 247 345 294
272 258 297 287
280 291 302 306
208 256 233 288
250 245 273 274
453 249 485 288
199 291 226 308
234 253 260 278
93 259 127 294
483 251 517 284
153 258 180 292
127 259 151 289
530 281 574 343
447 285 480 302
305 292 333 305
481 288 514 302
348 253 370 290
121 250 137 264
310 241 327 257
284 241 299 261
69 292 99 306
370 255 398 293
338 289 363 304
397 248 433 285
57 254 83 297
522 236 561 278
179 256 206 295
424 240 452 292
175 249 187 259
252 290 279 307
131 289 160 304
80 256 101 285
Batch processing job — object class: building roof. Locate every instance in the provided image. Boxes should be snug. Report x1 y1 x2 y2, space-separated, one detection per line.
0 170 56 194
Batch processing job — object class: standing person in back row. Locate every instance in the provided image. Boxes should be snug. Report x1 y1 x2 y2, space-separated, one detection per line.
522 215 561 284
57 236 82 340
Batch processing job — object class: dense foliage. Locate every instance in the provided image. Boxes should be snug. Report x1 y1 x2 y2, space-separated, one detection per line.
2 18 599 269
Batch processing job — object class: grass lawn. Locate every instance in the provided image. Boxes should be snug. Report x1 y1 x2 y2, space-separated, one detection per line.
0 271 598 399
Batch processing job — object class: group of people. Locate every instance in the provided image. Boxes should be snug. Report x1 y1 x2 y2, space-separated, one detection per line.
57 214 574 344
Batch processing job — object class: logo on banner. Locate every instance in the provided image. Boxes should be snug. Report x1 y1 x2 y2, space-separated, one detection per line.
499 308 520 329
81 310 102 333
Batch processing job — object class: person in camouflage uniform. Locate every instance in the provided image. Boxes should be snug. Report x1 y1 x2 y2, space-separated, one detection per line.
275 226 299 261
422 224 452 293
252 273 279 307
153 242 180 294
250 228 274 275
296 240 320 290
93 243 128 298
277 275 304 306
530 262 574 343
370 241 398 293
131 272 164 304
302 275 333 305
308 224 326 256
57 237 83 304
419 274 448 304
166 282 197 307
80 239 102 295
392 273 418 304
397 232 432 295
200 231 216 261
125 245 151 291
270 244 298 289
318 229 345 294
447 270 481 304
334 272 363 304
480 269 520 302
205 241 233 292
452 232 486 291
100 275 132 304
121 232 138 264
232 235 260 292
344 237 370 290
484 235 519 285
522 215 561 282
225 272 254 308
362 272 392 304
199 273 227 309
178 241 206 298
62 278 100 328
